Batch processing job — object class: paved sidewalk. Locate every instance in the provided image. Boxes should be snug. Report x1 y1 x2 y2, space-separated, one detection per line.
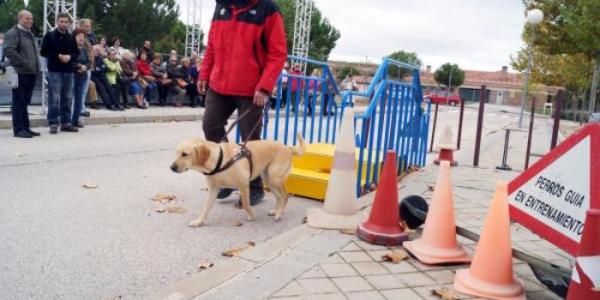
154 110 576 300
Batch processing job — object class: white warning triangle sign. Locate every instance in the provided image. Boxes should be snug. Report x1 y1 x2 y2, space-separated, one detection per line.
508 123 600 256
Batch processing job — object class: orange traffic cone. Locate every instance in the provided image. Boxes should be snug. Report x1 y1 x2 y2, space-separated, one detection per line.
307 107 364 230
402 161 470 264
453 182 525 300
356 150 408 246
567 208 600 300
434 125 457 166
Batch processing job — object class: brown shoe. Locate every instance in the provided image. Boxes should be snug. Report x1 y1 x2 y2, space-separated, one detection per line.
60 125 79 132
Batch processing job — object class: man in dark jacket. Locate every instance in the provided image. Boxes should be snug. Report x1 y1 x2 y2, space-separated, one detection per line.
198 0 287 205
40 12 80 134
3 10 40 138
141 40 154 63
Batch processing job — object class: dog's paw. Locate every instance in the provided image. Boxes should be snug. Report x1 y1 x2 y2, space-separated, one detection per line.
188 219 205 227
246 215 255 221
274 215 282 221
267 209 276 217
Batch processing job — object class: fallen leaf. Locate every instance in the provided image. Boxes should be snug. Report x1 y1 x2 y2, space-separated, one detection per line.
339 229 355 235
222 246 248 257
222 242 255 257
155 207 166 213
152 193 176 203
408 166 421 173
233 220 243 227
428 185 435 191
166 206 186 214
431 287 459 300
83 183 98 189
381 250 409 264
302 216 307 224
196 261 214 272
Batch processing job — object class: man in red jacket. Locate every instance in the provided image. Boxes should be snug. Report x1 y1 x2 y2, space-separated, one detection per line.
198 0 287 205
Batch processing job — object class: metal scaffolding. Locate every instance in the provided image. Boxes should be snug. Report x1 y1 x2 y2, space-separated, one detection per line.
292 0 313 72
41 0 77 114
185 0 203 57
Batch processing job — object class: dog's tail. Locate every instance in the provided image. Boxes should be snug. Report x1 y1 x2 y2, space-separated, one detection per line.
290 134 306 156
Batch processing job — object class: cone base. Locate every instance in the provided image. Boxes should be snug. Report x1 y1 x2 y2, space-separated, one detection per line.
357 223 408 246
307 208 365 230
433 159 457 166
403 239 471 265
454 268 525 300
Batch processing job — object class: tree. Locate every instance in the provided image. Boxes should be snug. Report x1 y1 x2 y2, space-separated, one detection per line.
274 0 340 62
386 50 422 79
337 65 360 80
154 20 189 55
524 0 600 112
511 47 594 96
0 0 25 33
433 63 465 90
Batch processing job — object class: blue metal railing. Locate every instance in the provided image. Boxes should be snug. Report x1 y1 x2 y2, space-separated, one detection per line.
236 56 430 197
340 57 430 196
236 55 342 145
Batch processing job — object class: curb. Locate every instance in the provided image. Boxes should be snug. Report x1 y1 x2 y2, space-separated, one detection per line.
0 109 314 130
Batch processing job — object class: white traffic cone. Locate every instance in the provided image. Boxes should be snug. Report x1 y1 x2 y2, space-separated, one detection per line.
434 125 457 166
307 107 364 230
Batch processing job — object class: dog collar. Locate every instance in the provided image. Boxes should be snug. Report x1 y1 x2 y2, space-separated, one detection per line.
203 147 224 176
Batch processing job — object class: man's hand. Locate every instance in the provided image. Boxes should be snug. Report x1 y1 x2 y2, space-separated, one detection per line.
253 90 269 106
197 80 207 95
58 54 71 64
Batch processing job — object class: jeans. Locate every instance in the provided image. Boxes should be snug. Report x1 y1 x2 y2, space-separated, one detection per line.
80 70 91 113
47 72 74 127
11 74 36 134
130 80 143 96
72 74 89 125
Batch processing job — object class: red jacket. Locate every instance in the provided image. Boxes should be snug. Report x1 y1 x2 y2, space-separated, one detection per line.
199 0 287 97
136 60 152 77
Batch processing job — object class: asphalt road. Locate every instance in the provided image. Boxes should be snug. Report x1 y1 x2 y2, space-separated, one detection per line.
0 121 322 300
0 104 518 299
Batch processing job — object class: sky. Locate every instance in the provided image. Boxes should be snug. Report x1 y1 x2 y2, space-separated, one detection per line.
177 0 528 72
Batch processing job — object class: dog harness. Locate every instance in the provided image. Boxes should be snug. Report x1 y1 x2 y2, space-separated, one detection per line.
203 145 253 176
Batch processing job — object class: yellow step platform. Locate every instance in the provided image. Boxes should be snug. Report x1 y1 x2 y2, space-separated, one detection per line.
285 143 384 201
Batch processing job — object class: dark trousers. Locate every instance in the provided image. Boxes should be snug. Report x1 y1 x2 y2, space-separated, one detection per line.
202 89 264 191
157 84 169 104
92 76 119 108
11 74 36 134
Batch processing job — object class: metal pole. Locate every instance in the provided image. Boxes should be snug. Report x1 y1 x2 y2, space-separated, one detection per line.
496 129 512 171
429 103 439 152
457 97 465 149
525 97 536 169
519 29 535 128
473 85 486 167
550 89 564 150
447 68 452 103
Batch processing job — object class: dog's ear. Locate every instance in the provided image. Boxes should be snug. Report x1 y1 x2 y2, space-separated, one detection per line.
194 144 210 167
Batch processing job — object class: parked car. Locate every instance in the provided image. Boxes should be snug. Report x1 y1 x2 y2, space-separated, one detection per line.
424 94 462 106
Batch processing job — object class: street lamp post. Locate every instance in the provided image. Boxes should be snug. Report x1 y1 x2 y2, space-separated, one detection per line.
518 8 544 128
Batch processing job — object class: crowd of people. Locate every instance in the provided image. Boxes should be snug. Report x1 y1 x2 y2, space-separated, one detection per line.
3 7 351 139
3 10 203 137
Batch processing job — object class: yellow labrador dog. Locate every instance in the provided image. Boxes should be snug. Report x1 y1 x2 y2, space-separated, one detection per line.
171 134 305 227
